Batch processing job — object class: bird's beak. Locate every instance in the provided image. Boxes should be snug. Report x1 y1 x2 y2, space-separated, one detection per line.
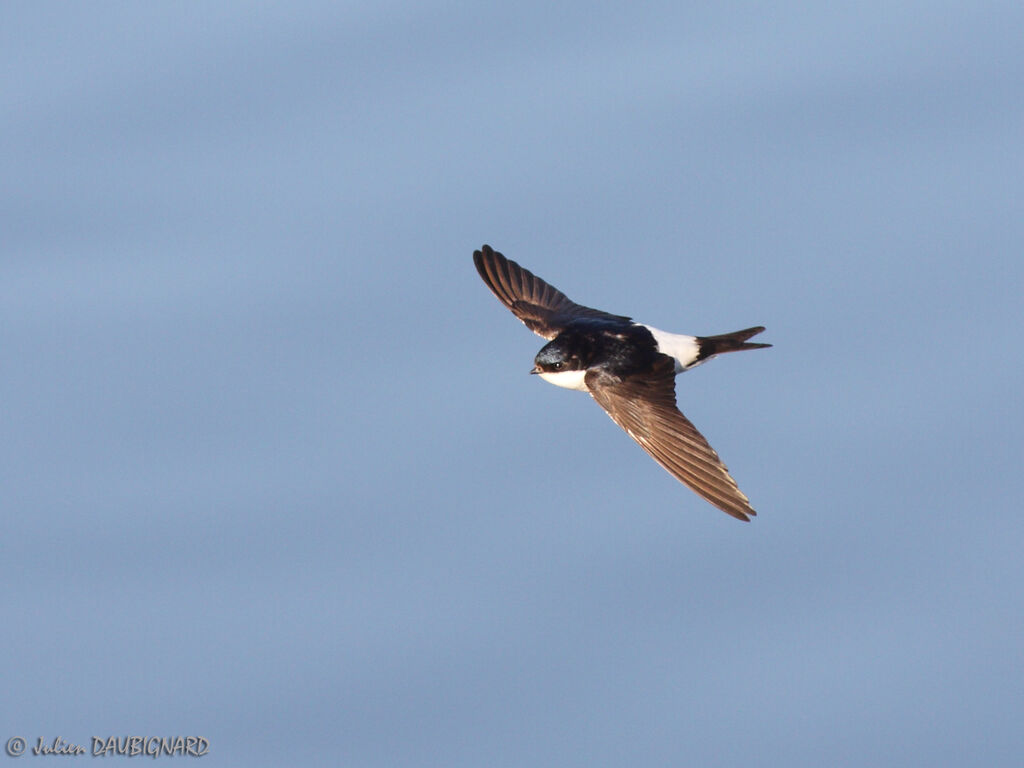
529 365 542 375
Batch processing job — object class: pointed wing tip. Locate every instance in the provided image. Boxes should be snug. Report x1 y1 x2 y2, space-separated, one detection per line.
473 244 513 285
473 244 504 286
717 505 756 522
473 243 498 260
723 492 757 522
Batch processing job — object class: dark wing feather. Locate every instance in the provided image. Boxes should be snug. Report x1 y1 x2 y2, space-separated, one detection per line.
586 357 757 521
473 244 630 339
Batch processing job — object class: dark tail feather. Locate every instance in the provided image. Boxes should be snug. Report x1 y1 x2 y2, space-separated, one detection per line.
696 326 771 362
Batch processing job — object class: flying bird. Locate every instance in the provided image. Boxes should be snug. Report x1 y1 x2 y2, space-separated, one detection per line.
473 244 770 521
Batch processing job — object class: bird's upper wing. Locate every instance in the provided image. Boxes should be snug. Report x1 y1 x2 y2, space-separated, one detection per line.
586 356 757 521
474 244 630 339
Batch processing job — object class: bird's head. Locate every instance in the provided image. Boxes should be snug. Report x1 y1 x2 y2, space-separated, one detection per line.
531 338 584 375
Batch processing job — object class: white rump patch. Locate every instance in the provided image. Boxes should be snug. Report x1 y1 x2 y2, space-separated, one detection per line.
640 324 701 372
537 369 589 391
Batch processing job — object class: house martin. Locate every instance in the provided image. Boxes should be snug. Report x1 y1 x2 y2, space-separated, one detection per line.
474 244 770 521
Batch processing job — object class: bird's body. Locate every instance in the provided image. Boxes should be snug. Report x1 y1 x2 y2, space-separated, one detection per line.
473 244 770 521
535 323 702 391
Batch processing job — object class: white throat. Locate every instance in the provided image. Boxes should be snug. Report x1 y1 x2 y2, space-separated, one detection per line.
537 369 589 391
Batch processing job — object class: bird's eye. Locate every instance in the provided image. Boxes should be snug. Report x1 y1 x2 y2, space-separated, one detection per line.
553 362 563 370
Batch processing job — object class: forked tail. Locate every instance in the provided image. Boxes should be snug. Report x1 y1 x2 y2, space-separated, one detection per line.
695 326 771 363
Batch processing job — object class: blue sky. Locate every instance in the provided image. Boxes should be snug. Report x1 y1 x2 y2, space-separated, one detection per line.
2 2 1022 766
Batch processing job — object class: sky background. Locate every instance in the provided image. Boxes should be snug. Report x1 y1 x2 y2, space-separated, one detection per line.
2 2 1023 766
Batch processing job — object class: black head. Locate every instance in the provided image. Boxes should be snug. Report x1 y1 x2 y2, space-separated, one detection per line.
531 336 587 375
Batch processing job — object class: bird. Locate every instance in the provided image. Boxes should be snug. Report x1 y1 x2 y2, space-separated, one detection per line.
473 244 770 521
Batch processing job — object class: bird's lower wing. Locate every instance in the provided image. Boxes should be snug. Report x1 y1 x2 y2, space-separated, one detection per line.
586 357 757 521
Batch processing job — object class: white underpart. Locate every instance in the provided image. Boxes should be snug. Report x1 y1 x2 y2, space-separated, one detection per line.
538 369 589 391
640 324 701 372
